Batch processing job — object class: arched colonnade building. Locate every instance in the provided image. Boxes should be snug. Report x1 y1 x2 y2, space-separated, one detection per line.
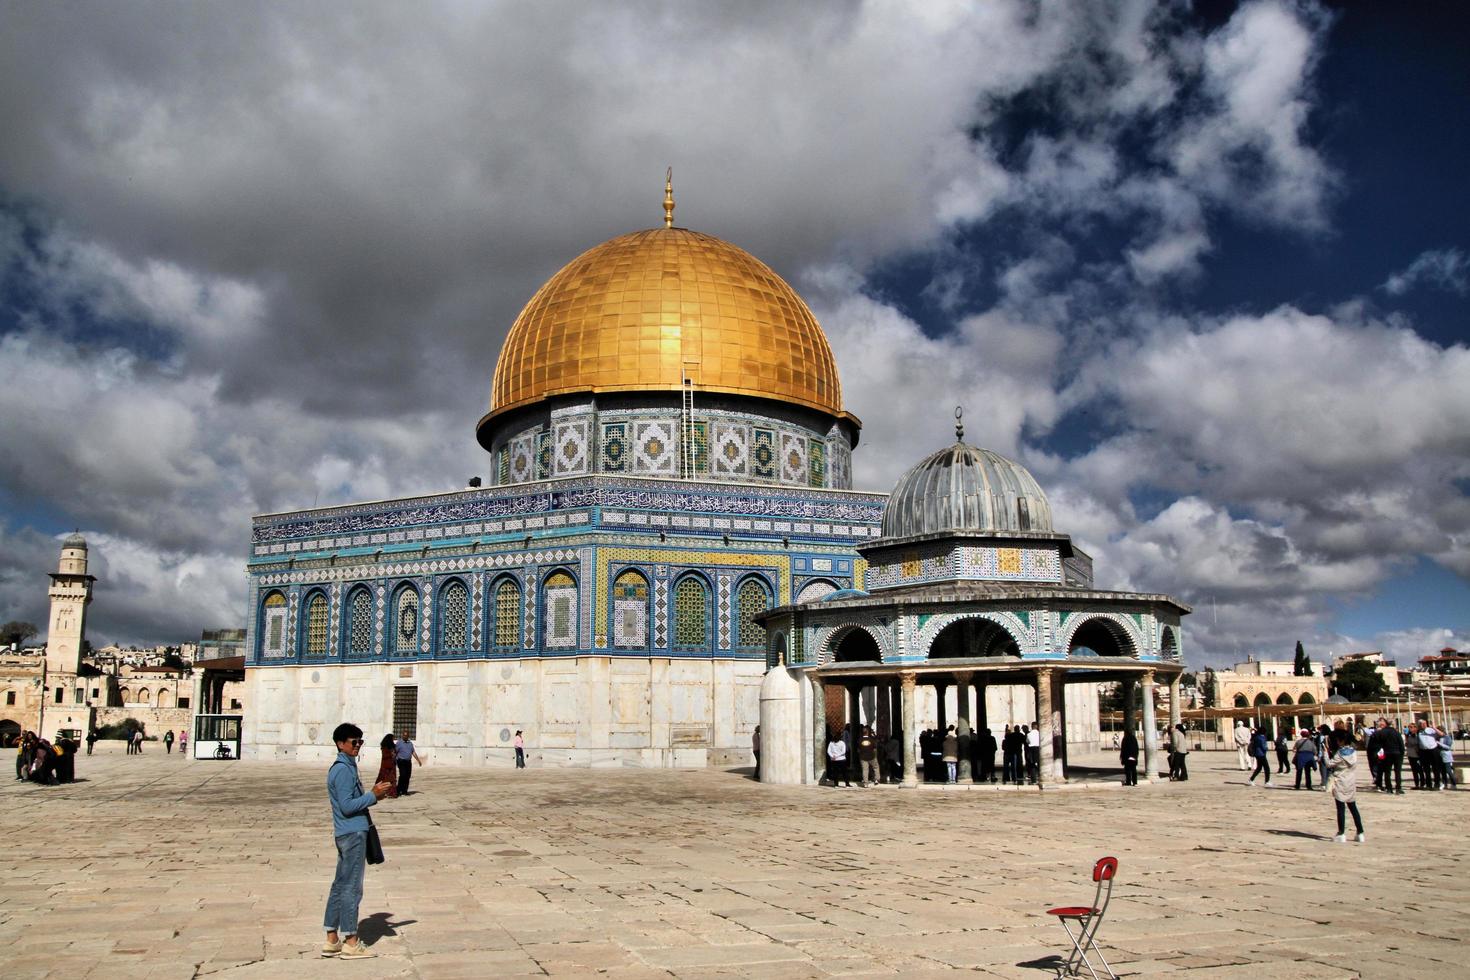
757 427 1189 787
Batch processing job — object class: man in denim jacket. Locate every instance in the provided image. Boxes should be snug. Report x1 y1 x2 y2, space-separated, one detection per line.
323 723 394 959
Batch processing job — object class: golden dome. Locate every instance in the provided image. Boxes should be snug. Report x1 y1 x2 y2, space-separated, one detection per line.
483 227 846 428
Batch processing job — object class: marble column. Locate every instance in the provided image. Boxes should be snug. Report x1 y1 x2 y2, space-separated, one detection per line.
1169 674 1182 730
1141 670 1159 783
1036 667 1058 786
812 676 827 784
847 684 864 780
936 682 948 733
1121 677 1136 740
954 671 974 781
900 672 918 787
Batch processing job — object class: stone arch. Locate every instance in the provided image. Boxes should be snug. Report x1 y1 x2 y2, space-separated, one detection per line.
1066 616 1138 658
1297 692 1316 705
796 579 840 604
156 689 173 708
927 617 1021 659
914 611 1032 654
119 686 132 703
1160 625 1179 661
1253 692 1272 707
1233 693 1248 707
137 688 152 705
767 630 788 669
817 623 888 665
0 719 19 747
1059 612 1141 657
1276 692 1293 705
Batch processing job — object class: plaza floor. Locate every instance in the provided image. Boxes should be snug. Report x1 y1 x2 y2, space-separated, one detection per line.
2 744 1465 979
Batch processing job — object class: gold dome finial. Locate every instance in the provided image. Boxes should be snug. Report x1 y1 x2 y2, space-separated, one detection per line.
955 405 964 442
663 167 675 228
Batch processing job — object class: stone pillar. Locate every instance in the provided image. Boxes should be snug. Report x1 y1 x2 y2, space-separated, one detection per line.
1036 668 1058 786
936 681 948 733
1169 674 1182 730
812 676 828 784
1121 677 1136 741
847 684 864 780
975 680 987 733
1141 670 1159 783
954 671 973 781
900 672 918 787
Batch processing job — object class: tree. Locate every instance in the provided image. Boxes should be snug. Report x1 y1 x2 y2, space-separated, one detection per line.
1293 640 1310 676
1332 659 1390 702
1200 667 1217 708
1 620 39 648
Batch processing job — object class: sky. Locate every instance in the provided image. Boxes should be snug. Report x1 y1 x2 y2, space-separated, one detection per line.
0 1 1467 668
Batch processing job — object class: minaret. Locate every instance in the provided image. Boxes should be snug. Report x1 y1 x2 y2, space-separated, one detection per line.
46 532 95 675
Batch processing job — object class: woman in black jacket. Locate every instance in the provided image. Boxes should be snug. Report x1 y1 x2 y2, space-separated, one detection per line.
1120 730 1139 785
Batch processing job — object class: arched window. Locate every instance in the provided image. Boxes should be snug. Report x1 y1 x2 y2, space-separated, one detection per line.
138 688 152 705
1233 694 1249 708
260 591 288 659
492 577 522 651
673 575 711 652
119 687 131 703
542 570 578 649
345 587 374 658
735 577 772 653
440 580 469 654
303 592 329 658
156 689 172 708
392 585 419 655
611 570 649 650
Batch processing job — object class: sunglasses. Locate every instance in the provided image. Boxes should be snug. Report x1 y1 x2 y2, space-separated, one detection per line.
347 738 364 747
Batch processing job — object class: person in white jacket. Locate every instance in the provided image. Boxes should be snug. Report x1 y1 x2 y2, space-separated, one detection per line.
1234 721 1252 771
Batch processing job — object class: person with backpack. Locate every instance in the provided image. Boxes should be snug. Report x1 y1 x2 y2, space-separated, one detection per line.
164 730 175 754
1247 726 1271 785
1292 729 1318 790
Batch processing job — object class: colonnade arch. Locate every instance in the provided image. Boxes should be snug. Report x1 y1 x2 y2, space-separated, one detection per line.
1068 616 1137 658
927 617 1020 659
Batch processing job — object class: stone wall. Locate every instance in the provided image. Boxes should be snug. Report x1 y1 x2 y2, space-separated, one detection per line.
92 706 193 740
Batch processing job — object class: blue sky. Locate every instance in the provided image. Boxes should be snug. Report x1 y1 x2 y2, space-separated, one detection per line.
0 1 1466 666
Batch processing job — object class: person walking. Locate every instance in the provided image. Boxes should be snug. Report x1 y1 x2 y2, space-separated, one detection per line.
1120 729 1139 786
322 722 394 959
1327 728 1364 843
1370 718 1403 794
85 729 97 756
1173 724 1190 781
1292 729 1317 790
1024 724 1040 784
164 730 175 754
857 726 878 786
825 732 850 787
1415 721 1443 790
1439 727 1457 789
1405 722 1423 789
178 730 187 756
1247 726 1271 785
374 735 398 799
752 725 761 781
942 725 959 784
393 732 425 796
1274 728 1291 774
513 730 525 769
1234 721 1252 770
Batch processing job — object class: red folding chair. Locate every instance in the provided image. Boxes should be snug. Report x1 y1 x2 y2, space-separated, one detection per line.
1045 856 1118 979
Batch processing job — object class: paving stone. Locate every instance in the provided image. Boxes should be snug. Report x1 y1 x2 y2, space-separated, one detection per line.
1 750 1466 977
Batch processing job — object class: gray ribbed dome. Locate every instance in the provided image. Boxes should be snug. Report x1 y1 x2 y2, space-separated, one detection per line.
881 442 1052 539
61 531 87 550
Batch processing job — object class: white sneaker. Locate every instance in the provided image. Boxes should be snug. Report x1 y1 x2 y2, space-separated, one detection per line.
1332 834 1346 843
1355 832 1366 843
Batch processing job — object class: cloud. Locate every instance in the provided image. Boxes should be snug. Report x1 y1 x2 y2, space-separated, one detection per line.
1382 248 1470 296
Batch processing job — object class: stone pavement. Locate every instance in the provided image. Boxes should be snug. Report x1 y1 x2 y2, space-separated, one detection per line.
2 743 1465 979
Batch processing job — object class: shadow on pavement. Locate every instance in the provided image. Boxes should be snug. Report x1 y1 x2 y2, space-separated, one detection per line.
359 911 416 945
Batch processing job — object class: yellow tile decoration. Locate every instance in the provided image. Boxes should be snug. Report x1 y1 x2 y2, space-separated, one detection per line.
487 228 844 422
998 548 1022 574
595 546 791 645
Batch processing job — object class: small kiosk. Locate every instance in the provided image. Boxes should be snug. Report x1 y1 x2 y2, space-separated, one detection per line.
193 714 243 760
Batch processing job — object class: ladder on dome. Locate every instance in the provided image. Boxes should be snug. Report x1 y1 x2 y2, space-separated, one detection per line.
680 366 696 479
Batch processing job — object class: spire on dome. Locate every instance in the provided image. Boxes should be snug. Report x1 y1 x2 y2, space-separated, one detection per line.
663 167 675 228
955 405 964 443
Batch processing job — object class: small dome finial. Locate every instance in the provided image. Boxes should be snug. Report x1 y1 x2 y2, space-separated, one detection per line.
663 167 675 228
954 405 964 443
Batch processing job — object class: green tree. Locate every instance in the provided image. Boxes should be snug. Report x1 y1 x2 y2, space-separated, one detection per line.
1293 640 1309 676
1200 667 1217 708
1 620 39 648
1332 659 1390 702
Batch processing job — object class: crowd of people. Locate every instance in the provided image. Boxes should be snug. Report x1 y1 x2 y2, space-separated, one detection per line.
12 731 80 784
371 731 425 798
1233 717 1457 794
819 722 1049 786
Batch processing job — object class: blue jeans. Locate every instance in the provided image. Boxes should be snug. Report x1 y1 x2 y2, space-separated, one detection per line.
324 831 366 935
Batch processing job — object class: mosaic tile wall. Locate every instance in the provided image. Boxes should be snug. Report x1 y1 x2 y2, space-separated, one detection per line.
493 402 852 489
865 542 1064 589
